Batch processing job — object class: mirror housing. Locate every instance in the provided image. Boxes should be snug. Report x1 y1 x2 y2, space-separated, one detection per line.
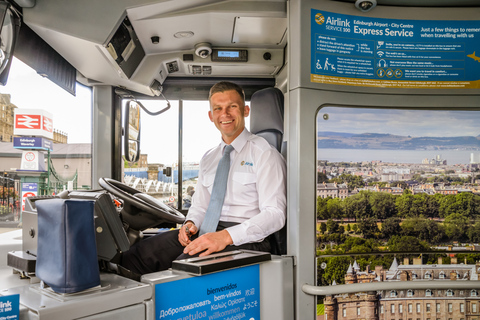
124 100 141 162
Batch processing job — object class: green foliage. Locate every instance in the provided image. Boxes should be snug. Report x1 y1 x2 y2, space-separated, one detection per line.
330 174 365 191
381 217 401 239
358 217 379 238
319 222 327 234
387 235 430 252
400 217 445 243
444 212 469 241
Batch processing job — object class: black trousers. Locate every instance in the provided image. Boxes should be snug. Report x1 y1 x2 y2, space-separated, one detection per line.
120 221 271 275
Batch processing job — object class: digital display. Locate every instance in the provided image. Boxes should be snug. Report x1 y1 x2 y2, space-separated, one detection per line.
218 51 240 58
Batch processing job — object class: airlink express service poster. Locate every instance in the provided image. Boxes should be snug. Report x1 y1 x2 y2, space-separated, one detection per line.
311 9 480 89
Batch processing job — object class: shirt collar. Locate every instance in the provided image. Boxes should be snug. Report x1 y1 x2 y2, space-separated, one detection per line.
220 128 251 153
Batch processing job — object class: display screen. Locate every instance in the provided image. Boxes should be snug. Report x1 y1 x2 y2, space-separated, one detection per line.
218 50 240 58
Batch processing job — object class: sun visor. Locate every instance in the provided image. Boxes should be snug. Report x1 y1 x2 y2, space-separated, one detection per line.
14 23 76 95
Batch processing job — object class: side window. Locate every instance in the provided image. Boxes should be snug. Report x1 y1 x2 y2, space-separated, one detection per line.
122 99 178 205
0 58 92 230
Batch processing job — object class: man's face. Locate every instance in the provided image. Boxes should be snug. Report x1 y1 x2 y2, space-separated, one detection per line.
209 89 250 144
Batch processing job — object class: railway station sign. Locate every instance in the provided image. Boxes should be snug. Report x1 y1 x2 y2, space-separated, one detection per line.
155 265 260 320
311 9 480 89
13 137 53 151
14 109 54 139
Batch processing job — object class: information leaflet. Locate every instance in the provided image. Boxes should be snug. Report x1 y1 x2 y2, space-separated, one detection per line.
155 265 260 320
311 9 480 89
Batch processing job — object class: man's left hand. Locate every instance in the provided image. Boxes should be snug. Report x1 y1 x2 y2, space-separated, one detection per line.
183 230 233 257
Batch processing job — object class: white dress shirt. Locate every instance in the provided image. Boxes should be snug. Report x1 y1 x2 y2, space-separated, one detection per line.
186 128 287 245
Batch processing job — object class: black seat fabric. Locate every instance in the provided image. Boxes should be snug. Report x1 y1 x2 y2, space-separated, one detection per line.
249 87 287 255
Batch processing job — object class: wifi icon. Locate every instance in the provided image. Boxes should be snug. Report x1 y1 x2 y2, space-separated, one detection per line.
377 51 384 57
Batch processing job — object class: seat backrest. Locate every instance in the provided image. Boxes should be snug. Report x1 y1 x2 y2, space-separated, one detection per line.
249 87 287 255
249 87 284 153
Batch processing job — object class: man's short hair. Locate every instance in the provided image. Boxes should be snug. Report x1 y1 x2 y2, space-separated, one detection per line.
209 81 245 104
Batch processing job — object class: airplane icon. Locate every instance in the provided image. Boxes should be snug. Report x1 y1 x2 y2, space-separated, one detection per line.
467 51 480 62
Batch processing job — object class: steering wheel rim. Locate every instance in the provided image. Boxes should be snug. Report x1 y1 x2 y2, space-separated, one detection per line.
98 177 185 224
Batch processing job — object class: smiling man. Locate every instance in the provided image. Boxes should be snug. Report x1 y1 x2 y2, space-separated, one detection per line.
121 81 287 275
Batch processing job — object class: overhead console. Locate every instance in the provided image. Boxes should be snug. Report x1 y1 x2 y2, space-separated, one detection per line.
102 15 145 79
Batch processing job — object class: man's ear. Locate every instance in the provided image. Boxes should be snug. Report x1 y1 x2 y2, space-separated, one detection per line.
244 105 250 117
208 110 213 122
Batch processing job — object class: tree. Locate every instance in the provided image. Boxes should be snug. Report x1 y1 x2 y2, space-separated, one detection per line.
330 174 365 191
444 213 468 241
358 217 379 239
401 217 445 243
317 171 329 183
352 224 359 234
326 218 340 234
319 222 327 234
317 256 350 286
370 192 397 221
381 217 401 239
387 235 429 252
326 197 344 220
344 192 373 221
396 193 414 218
317 196 330 220
468 221 480 243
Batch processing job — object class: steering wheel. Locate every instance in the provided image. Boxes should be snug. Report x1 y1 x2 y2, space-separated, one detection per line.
99 178 185 230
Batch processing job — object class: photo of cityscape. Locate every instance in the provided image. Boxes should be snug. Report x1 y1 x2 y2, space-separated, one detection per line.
316 107 480 320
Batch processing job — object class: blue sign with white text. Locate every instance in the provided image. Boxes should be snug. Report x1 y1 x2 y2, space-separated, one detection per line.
155 265 260 320
13 137 53 151
311 9 480 89
0 294 19 320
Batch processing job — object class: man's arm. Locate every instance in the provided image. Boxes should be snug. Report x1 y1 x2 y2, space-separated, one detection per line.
225 147 286 245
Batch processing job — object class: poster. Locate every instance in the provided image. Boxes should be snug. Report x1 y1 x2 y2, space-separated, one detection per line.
311 9 480 89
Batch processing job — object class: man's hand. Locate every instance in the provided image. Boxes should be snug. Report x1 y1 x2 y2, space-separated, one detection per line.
183 230 233 257
178 221 197 247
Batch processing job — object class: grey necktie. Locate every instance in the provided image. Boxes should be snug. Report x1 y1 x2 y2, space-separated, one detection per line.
199 144 234 235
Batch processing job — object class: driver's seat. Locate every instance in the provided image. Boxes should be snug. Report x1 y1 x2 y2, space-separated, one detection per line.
249 87 287 255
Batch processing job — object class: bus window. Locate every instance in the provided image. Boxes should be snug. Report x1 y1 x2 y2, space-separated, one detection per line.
0 58 92 232
316 106 480 319
181 100 217 210
122 99 179 206
122 98 251 211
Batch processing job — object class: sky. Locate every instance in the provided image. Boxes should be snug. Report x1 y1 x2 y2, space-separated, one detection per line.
317 106 480 138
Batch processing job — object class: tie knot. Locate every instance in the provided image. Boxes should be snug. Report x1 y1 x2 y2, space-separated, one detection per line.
224 144 234 155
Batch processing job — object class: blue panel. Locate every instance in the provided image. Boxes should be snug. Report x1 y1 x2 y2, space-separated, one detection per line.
13 137 53 151
155 265 260 320
0 294 19 320
311 10 480 89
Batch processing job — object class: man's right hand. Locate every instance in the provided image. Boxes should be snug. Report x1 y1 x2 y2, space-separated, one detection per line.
178 221 197 247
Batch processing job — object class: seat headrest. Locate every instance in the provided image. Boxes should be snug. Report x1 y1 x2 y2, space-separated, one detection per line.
250 87 284 135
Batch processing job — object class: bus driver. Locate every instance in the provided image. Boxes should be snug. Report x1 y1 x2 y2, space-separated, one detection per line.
121 81 287 275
